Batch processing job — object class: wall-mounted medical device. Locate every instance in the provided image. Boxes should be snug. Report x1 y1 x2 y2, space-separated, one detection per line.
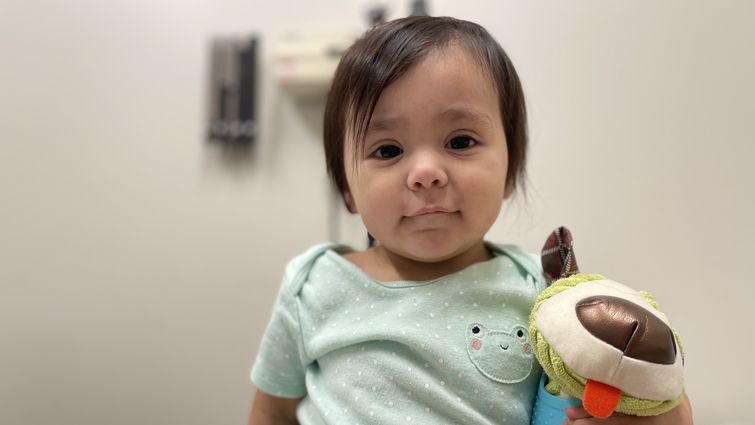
272 31 357 97
207 36 258 144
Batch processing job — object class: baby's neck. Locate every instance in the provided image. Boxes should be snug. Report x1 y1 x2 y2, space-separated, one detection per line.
345 242 493 282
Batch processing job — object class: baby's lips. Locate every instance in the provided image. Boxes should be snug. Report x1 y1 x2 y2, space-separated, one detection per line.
582 379 621 419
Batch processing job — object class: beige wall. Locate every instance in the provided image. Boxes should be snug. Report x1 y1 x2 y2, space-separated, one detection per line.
1 1 753 424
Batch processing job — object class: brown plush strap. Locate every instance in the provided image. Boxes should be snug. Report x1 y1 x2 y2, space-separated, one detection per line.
541 226 580 285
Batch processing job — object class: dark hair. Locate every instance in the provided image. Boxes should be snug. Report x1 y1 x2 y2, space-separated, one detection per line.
324 16 528 199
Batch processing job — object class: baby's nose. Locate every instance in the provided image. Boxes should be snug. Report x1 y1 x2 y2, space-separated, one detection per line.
575 296 677 365
407 156 448 190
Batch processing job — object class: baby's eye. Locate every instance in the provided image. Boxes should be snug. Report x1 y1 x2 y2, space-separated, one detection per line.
446 136 476 150
371 144 403 159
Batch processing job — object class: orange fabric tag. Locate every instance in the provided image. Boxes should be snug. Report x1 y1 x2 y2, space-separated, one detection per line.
583 379 621 419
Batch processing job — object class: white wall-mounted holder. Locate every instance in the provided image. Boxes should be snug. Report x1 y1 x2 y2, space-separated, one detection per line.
272 30 358 98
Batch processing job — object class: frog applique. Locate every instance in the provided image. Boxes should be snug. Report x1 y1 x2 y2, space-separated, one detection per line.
466 322 534 384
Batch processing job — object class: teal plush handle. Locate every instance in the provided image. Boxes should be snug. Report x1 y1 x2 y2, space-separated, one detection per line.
531 374 582 425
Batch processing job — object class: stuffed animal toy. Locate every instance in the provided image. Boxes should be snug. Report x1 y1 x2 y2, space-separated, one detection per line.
529 227 685 424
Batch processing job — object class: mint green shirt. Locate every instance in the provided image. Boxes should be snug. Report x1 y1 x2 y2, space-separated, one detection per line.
252 243 547 424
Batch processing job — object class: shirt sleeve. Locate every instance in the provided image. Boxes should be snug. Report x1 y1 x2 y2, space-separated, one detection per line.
250 255 310 398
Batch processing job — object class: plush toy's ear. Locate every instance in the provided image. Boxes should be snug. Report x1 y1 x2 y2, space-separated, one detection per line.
541 226 579 285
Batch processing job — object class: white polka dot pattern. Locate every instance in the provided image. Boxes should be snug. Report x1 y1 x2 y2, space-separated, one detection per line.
251 243 547 424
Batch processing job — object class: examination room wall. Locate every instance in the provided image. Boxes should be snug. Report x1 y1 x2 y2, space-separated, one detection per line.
1 1 753 424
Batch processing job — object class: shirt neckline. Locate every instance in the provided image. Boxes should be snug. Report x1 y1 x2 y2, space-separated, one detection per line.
324 242 508 288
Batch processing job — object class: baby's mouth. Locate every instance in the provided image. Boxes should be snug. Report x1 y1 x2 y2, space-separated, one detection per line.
408 206 456 216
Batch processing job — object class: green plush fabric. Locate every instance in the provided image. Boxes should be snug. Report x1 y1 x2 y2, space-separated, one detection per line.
529 274 683 416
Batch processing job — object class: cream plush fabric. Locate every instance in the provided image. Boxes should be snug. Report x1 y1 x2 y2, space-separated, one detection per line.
529 273 685 416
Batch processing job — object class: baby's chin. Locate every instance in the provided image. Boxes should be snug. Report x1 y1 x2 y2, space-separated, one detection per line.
387 239 488 265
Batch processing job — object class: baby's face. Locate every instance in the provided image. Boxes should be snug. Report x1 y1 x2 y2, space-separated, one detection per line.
343 44 509 263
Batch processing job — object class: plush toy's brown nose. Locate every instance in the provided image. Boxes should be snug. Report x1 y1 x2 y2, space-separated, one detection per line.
576 296 677 365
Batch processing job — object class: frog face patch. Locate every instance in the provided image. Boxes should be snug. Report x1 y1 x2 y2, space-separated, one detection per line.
466 323 534 384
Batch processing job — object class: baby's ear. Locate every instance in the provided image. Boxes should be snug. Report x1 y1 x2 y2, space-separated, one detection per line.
343 188 358 214
503 181 514 200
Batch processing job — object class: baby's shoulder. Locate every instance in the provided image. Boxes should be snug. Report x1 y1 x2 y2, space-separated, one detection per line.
489 242 540 270
281 242 350 294
487 242 545 287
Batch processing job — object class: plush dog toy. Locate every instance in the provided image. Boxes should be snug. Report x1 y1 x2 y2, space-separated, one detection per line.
530 227 685 423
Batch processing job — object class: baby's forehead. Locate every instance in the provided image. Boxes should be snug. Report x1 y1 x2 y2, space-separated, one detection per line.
341 42 503 139
369 47 499 115
405 43 499 88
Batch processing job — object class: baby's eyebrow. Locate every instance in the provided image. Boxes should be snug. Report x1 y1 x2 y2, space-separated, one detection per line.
438 107 493 126
366 107 492 134
367 116 407 133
